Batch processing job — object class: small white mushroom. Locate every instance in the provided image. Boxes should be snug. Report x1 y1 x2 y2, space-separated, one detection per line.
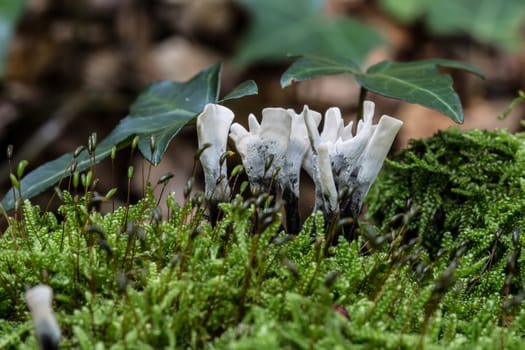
317 142 338 214
282 106 318 196
320 107 344 143
347 114 403 218
229 108 292 194
25 284 61 350
281 106 320 233
304 108 339 217
301 108 327 179
197 103 235 202
332 101 376 191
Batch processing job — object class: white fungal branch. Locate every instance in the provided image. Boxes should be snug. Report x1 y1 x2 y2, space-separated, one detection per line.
197 103 235 202
283 106 320 197
347 114 404 217
25 285 61 350
331 101 376 191
229 108 292 193
304 106 339 214
317 143 338 214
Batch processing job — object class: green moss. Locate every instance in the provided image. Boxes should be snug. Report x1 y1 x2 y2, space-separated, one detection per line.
369 128 525 241
367 127 525 299
3 128 525 348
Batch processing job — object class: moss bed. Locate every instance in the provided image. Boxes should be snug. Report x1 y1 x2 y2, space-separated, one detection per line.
2 127 525 349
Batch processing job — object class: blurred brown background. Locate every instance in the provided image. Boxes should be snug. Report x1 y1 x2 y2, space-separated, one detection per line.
1 0 524 212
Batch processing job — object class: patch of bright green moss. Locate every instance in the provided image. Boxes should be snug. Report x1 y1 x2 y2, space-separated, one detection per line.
368 127 525 299
2 128 525 349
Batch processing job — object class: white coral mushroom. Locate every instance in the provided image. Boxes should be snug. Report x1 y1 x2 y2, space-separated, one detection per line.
282 106 320 196
317 143 339 214
196 100 402 237
197 103 234 202
304 107 339 217
303 100 403 233
331 100 376 191
346 114 403 218
25 285 61 350
281 106 321 233
229 108 292 194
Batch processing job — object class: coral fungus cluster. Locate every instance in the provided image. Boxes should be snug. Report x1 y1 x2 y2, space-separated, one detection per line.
196 101 403 235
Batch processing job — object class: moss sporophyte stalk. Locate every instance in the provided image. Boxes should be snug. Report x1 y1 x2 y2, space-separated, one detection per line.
4 104 525 348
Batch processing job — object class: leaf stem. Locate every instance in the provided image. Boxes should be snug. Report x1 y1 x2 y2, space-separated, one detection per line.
356 87 367 123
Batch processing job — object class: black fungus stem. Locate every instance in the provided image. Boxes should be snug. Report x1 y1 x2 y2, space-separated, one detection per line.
356 87 367 123
208 199 220 227
282 186 300 235
340 202 360 242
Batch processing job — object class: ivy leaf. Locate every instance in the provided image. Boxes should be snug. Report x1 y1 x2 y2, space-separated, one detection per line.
356 60 484 124
379 0 525 51
221 80 258 102
235 0 382 67
281 55 484 124
124 110 197 166
0 0 26 78
132 63 221 165
1 63 257 211
280 55 361 86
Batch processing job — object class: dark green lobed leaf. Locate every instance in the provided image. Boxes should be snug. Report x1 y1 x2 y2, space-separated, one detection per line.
1 63 257 211
280 55 360 87
222 80 258 102
281 55 484 123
